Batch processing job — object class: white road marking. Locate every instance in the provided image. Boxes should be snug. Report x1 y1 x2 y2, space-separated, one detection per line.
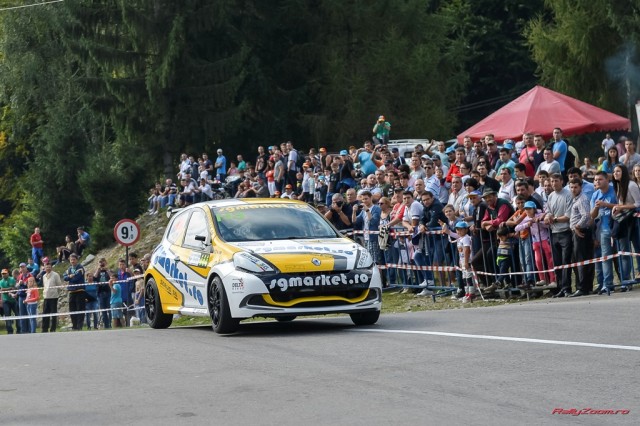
353 329 640 351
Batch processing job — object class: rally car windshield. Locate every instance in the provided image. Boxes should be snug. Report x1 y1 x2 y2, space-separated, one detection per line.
212 204 340 242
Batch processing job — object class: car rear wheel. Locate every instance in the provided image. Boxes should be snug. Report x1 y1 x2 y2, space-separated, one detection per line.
145 278 173 329
208 277 239 334
349 310 380 326
275 315 296 322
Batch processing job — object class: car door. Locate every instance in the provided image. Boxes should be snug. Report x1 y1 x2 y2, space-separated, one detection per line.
175 208 211 309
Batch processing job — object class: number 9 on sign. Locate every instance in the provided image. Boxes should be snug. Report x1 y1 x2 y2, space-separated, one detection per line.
114 219 141 247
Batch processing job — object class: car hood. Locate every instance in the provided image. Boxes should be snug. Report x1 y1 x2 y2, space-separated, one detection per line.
231 239 361 272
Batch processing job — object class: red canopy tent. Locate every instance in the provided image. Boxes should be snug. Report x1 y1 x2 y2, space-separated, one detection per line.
457 85 631 142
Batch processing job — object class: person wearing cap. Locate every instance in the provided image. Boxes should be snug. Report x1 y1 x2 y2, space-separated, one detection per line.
568 177 594 297
372 115 391 146
444 147 465 183
337 150 356 191
475 187 515 291
515 200 556 289
63 253 87 330
281 184 296 199
505 195 536 289
1 268 21 334
214 148 227 181
543 173 574 297
390 147 406 167
254 175 270 198
485 138 500 171
443 220 474 301
314 174 327 204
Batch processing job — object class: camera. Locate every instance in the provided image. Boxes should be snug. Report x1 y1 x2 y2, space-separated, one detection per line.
357 204 364 211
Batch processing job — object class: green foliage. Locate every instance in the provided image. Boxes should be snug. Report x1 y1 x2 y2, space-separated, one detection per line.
526 0 640 119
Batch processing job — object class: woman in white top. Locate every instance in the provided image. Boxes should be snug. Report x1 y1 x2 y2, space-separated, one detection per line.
611 164 640 289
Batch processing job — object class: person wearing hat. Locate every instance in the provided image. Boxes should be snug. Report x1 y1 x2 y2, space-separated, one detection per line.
372 115 391 146
442 220 474 301
214 148 227 181
0 268 21 334
514 200 556 290
281 184 296 199
390 147 406 168
473 187 515 292
337 150 356 191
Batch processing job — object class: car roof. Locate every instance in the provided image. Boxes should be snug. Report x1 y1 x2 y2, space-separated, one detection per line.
169 198 307 216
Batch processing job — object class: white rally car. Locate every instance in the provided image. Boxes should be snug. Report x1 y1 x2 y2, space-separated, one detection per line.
144 198 382 333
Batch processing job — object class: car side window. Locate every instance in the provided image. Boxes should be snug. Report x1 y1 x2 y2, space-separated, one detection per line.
166 211 190 245
183 209 210 250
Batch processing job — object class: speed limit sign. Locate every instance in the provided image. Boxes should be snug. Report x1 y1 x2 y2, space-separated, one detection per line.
114 219 141 247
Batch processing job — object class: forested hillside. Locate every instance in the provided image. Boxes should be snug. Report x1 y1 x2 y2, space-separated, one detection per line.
0 0 638 264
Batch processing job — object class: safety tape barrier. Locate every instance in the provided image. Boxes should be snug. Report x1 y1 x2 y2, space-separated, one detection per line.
348 229 443 237
0 274 144 295
0 305 142 322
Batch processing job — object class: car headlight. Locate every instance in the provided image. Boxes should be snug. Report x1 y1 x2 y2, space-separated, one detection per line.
233 252 275 273
356 249 374 269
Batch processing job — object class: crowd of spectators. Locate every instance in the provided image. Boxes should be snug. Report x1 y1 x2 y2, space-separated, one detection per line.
1 221 149 333
144 122 640 304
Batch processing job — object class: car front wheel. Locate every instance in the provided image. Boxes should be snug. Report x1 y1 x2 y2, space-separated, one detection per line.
350 310 380 326
208 277 239 334
145 278 173 329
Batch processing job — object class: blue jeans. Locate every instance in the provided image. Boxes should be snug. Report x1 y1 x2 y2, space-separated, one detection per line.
32 248 43 266
18 299 29 333
616 235 632 283
85 300 99 329
3 300 21 334
98 291 112 328
413 250 433 283
26 303 37 333
519 236 535 284
600 230 614 289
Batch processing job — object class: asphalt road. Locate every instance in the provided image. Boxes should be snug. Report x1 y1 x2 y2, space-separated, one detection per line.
1 292 639 425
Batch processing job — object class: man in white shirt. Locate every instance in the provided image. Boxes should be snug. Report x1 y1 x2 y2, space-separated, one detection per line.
537 148 561 175
601 133 615 154
497 168 515 202
448 176 468 212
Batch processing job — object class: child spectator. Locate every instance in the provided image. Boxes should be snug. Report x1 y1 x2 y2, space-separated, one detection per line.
24 276 39 333
109 276 123 328
443 221 473 302
514 201 557 287
494 226 514 290
134 278 146 324
84 272 99 330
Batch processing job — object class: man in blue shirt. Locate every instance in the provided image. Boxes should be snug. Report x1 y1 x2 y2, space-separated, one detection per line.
215 148 227 181
590 171 617 294
551 127 568 173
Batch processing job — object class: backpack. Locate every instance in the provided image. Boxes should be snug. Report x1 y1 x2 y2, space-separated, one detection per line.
292 149 305 171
